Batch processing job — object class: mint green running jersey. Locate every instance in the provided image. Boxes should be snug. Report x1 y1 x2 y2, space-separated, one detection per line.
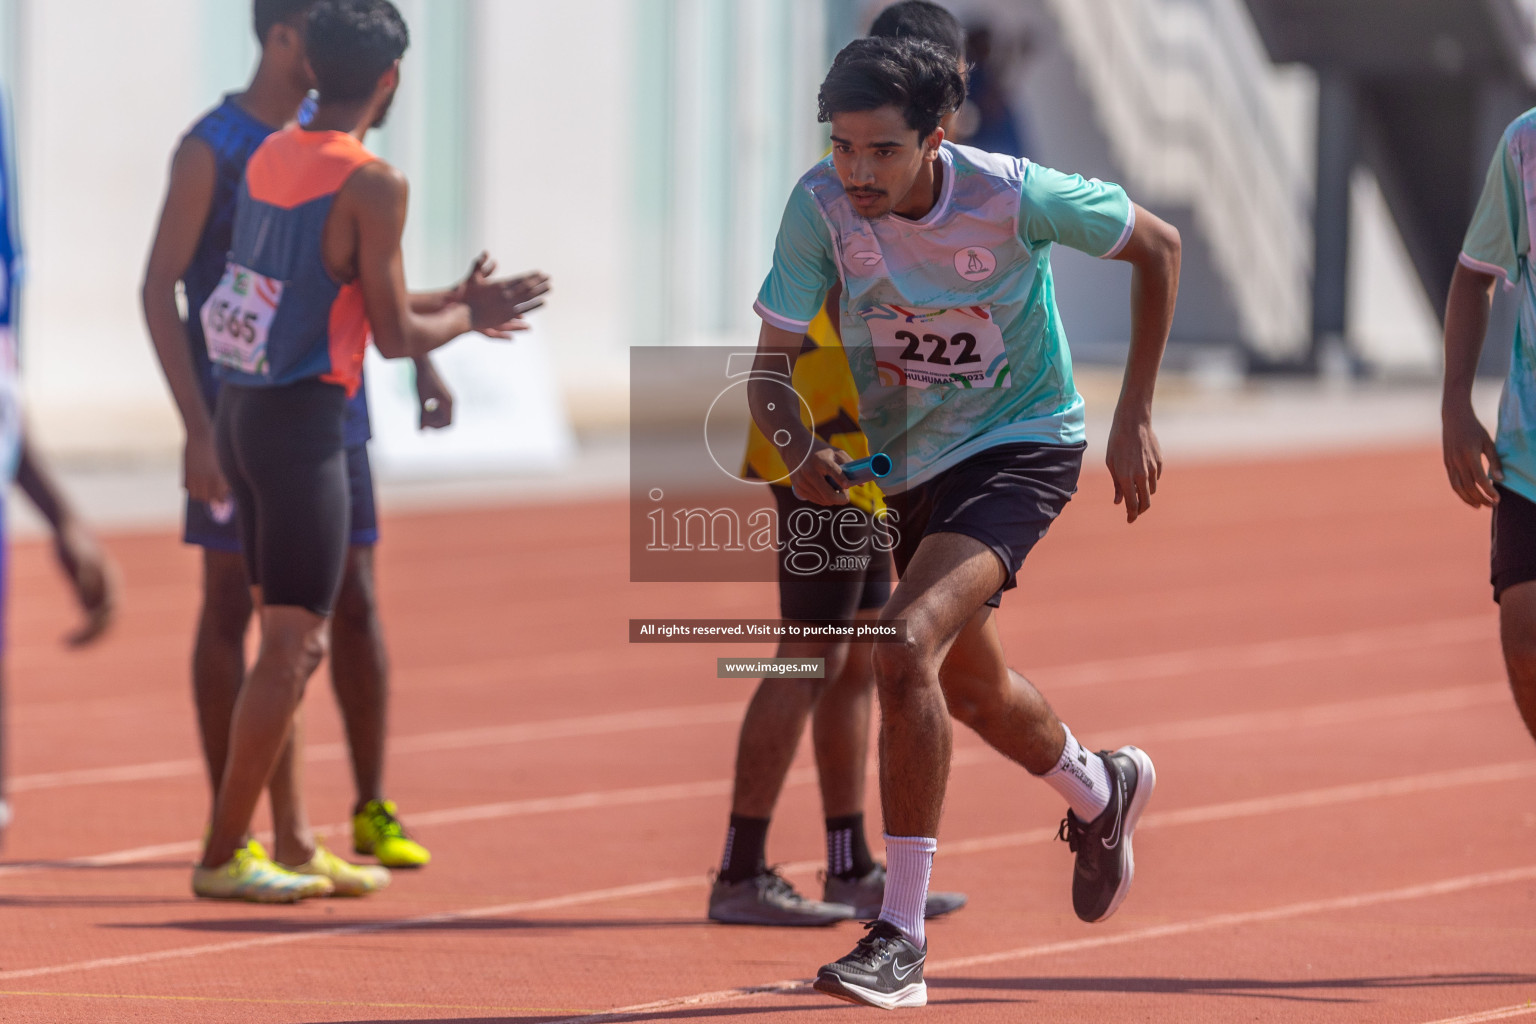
1462 108 1536 504
755 142 1134 491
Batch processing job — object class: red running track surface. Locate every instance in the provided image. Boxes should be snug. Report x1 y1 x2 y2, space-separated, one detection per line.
1 444 1534 1023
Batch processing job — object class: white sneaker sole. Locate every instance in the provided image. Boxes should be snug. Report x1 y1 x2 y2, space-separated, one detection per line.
1098 744 1156 922
815 973 927 1010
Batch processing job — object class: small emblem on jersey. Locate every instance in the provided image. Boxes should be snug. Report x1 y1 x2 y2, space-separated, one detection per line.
851 249 884 268
954 246 996 281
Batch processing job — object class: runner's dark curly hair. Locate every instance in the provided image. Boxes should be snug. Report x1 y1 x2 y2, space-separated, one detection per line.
305 0 410 102
817 36 967 140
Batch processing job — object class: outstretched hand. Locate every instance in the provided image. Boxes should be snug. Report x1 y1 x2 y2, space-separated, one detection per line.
53 518 119 647
459 252 551 338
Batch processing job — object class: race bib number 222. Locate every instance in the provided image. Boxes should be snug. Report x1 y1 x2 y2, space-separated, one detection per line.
201 262 282 376
861 304 1010 389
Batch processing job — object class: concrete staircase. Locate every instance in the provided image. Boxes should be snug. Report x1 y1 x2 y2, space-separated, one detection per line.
1040 0 1312 360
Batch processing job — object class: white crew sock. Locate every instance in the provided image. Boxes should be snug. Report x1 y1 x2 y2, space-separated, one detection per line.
879 833 936 948
1039 724 1112 821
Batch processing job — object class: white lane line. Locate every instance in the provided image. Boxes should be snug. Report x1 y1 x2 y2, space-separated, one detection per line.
552 865 1536 1023
0 874 707 982
6 615 1494 795
1093 682 1507 746
1420 1004 1536 1024
2 762 1533 985
1 686 1520 879
1039 615 1491 689
930 865 1536 971
6 702 748 794
552 982 808 1024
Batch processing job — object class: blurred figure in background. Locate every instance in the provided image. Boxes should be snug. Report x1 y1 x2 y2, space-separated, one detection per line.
0 83 118 847
14 441 118 648
958 23 1033 160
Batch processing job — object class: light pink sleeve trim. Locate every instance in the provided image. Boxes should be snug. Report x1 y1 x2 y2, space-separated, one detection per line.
753 298 812 334
1101 202 1137 259
1458 251 1512 283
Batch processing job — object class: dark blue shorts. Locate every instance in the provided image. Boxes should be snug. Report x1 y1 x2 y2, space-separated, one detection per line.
184 441 379 552
1492 484 1536 601
772 484 894 622
885 441 1084 609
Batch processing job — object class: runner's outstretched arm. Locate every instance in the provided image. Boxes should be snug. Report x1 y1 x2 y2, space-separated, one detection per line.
343 163 548 359
14 430 118 646
140 136 228 505
1105 202 1180 524
1442 263 1502 507
405 252 537 429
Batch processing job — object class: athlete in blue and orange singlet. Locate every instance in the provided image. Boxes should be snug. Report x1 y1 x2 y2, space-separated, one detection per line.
142 0 450 896
190 0 547 903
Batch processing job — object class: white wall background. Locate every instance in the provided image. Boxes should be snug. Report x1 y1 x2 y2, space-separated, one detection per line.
4 0 832 458
13 0 210 454
1 0 1444 464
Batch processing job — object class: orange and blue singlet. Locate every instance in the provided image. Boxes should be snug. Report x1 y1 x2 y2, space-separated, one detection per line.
205 126 377 396
183 97 371 444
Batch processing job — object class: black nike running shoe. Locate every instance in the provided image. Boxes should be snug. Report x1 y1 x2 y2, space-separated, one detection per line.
707 868 853 926
1057 744 1156 923
813 919 928 1009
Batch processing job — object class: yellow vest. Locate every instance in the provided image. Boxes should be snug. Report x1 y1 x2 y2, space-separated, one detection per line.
740 285 886 513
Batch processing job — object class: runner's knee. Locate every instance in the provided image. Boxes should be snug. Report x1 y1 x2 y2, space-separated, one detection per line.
872 634 936 694
938 659 1009 729
259 616 329 682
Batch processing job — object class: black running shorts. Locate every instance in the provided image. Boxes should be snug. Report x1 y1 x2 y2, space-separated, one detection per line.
214 378 351 617
1492 483 1536 602
772 485 894 622
884 441 1085 608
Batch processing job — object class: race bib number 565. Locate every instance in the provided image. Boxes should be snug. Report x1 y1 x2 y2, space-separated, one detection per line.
862 304 1010 389
201 262 282 376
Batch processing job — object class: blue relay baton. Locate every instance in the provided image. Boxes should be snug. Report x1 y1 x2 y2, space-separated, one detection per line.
838 452 893 486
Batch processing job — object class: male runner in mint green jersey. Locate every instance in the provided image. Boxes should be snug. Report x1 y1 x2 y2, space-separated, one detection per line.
751 36 1181 1009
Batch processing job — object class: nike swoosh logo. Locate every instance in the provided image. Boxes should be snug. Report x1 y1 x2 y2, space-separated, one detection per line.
892 955 925 981
1101 777 1126 850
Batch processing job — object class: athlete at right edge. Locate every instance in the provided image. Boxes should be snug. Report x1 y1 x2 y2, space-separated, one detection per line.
1442 106 1536 751
751 38 1181 1009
